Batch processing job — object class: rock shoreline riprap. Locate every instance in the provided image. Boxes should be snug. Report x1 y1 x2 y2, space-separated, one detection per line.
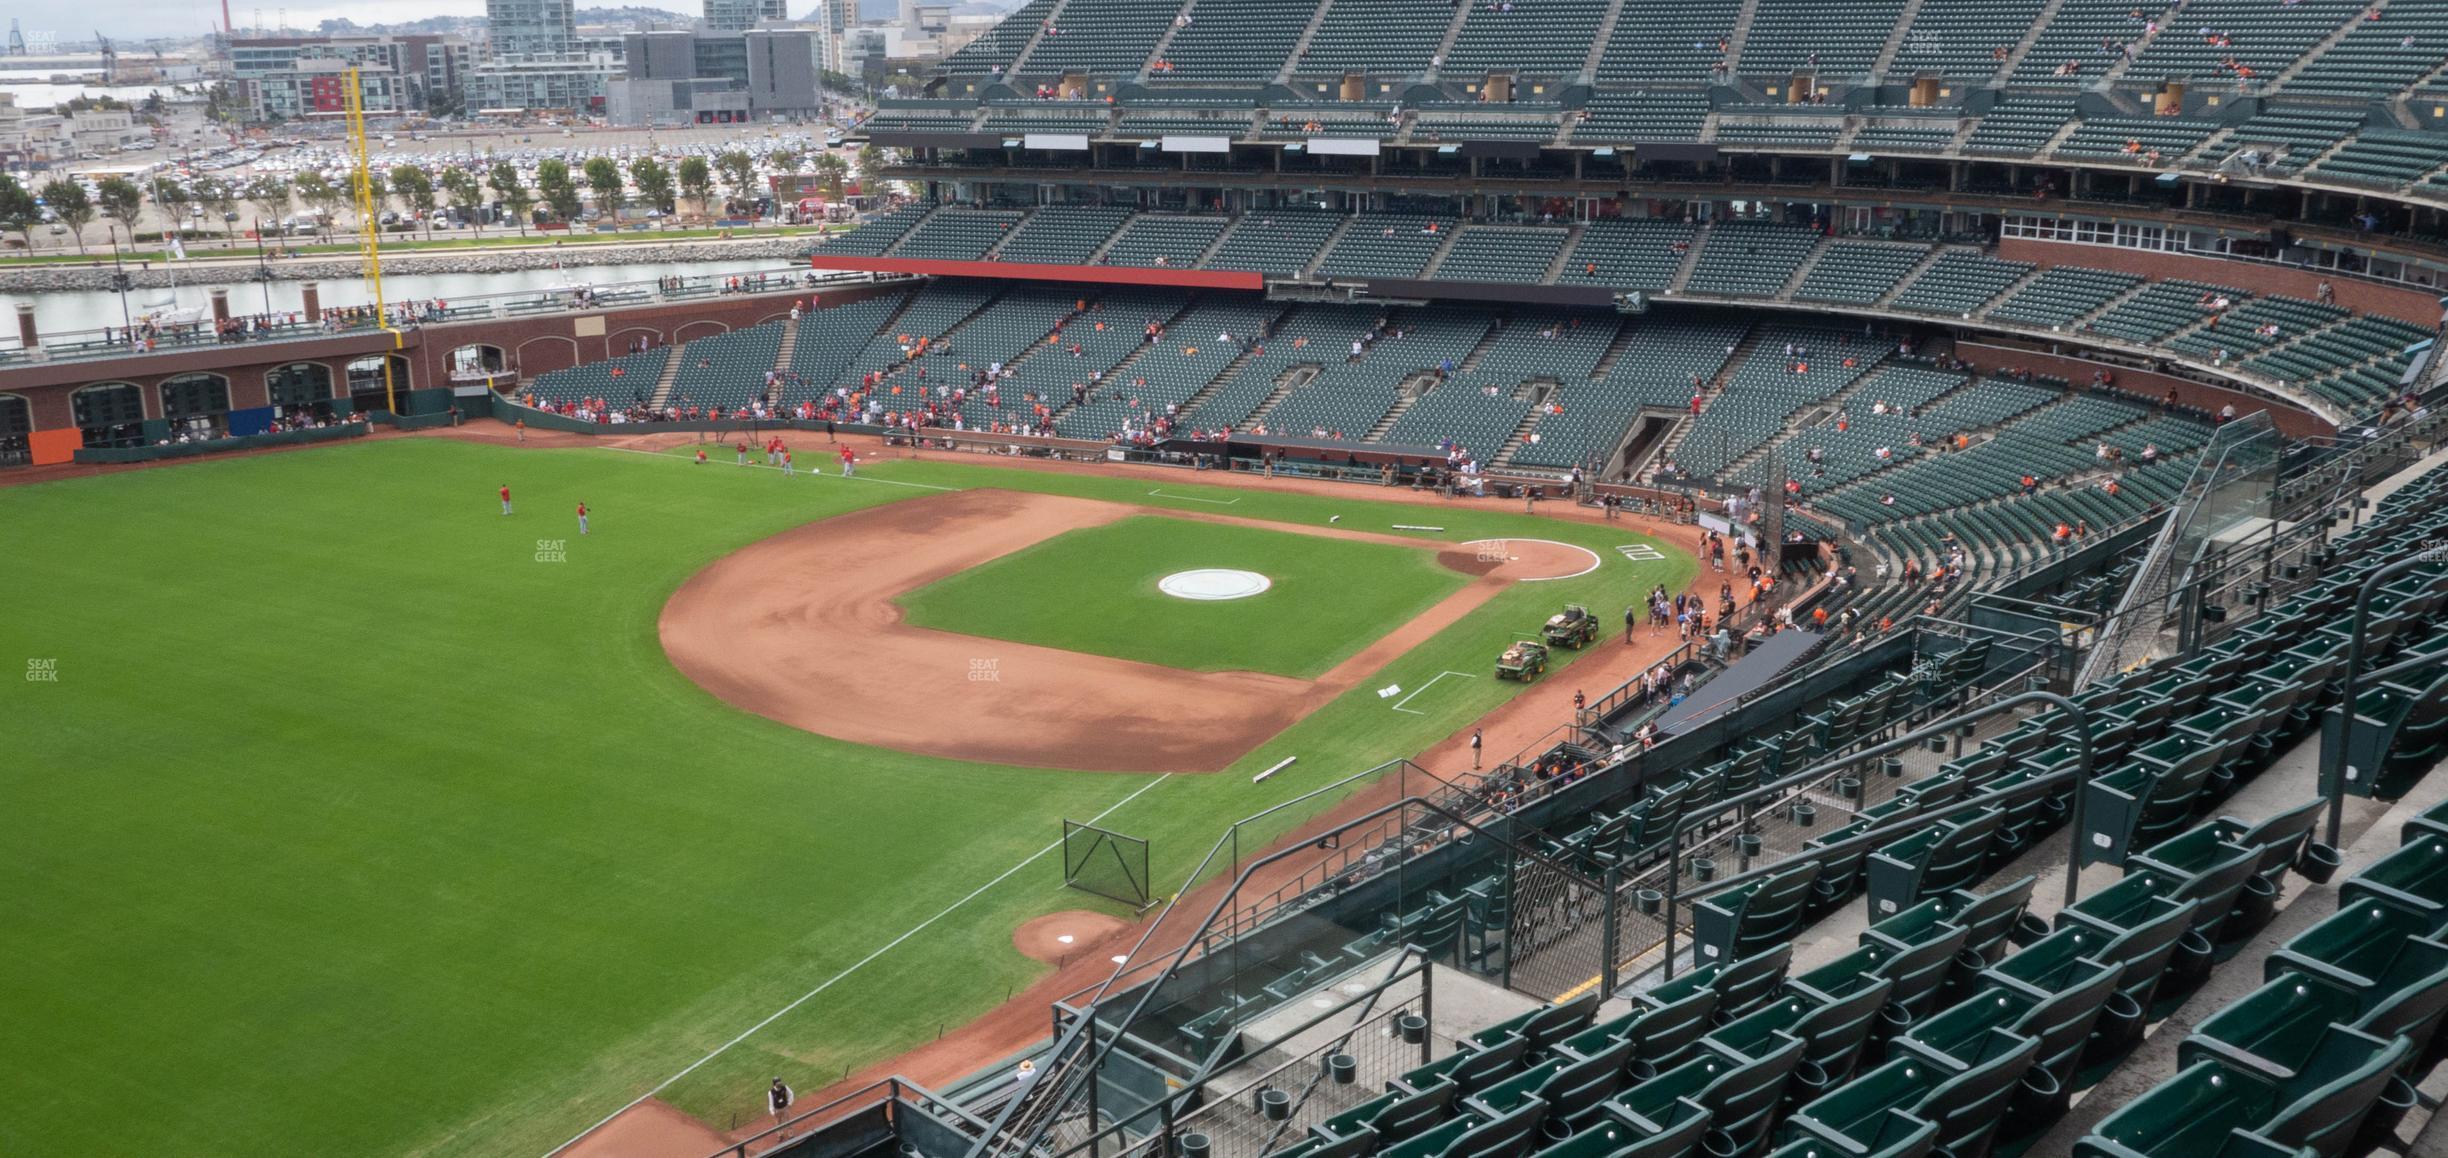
0 238 820 293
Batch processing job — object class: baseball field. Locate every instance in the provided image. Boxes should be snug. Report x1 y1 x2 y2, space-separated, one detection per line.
0 433 1689 1157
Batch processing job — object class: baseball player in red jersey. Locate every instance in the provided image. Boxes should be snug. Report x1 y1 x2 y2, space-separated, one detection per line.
499 484 512 515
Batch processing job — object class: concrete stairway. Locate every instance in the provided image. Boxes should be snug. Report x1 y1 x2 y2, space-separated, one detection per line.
644 345 686 409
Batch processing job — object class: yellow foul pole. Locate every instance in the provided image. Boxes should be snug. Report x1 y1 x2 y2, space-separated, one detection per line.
344 66 401 414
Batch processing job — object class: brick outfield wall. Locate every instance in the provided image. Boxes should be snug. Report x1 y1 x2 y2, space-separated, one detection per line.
1996 237 2448 330
1954 340 2336 440
9 283 897 432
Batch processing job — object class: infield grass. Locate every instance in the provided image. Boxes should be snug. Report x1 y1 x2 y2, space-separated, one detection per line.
1 435 1691 1158
897 515 1471 678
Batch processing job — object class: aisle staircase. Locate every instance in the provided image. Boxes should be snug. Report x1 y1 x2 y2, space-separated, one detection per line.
1243 365 1321 431
764 316 801 406
645 346 686 409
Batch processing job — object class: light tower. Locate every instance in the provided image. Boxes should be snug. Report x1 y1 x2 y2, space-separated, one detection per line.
344 66 400 415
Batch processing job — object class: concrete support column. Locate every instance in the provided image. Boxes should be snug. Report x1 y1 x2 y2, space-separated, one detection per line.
302 282 321 324
16 302 36 350
210 288 231 327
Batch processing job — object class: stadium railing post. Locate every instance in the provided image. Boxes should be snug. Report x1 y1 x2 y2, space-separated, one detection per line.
1600 864 1621 1000
2326 553 2430 847
1658 689 2092 976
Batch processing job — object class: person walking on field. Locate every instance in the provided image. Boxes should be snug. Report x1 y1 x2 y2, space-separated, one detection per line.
782 450 795 477
576 501 589 535
499 484 513 515
1470 728 1483 771
736 440 748 466
515 418 526 444
1624 604 1638 644
839 445 857 476
769 1078 794 1122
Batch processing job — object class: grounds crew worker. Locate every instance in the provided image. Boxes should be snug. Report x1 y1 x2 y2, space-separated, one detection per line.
770 1078 794 1120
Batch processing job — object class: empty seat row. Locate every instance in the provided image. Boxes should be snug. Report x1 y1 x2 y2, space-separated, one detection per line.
1684 223 1824 299
1793 243 1935 306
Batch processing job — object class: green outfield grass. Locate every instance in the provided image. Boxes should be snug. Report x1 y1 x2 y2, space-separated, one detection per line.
0 437 1690 1158
897 515 1471 678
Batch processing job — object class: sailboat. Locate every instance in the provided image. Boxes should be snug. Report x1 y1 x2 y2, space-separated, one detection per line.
133 233 211 329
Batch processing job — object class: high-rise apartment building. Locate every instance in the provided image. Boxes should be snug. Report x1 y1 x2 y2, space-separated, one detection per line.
703 0 788 33
486 0 575 58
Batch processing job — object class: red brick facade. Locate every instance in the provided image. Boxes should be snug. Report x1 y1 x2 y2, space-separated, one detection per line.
4 282 900 432
1954 340 2335 440
1996 238 2446 330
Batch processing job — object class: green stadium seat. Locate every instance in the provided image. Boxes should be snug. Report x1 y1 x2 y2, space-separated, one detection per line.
1783 1028 2037 1158
1692 860 1821 967
2076 1026 2408 1158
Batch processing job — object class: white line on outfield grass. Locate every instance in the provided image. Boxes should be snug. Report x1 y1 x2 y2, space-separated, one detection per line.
541 772 1173 1158
593 444 962 491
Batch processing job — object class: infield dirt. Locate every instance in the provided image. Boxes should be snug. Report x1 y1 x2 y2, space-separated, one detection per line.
657 489 1595 773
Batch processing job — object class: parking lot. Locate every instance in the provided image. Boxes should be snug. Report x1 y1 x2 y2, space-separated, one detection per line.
20 102 875 253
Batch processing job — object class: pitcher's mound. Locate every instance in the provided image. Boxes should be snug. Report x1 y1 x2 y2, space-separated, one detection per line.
1158 568 1273 600
1015 910 1133 964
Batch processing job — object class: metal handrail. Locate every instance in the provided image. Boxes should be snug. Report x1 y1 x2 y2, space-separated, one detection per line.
967 796 1604 1158
2078 415 2283 688
1178 951 1429 1101
2325 553 2438 847
705 1077 910 1158
1198 954 1426 1158
1656 688 2093 978
1578 640 1700 728
1052 758 1440 1014
1655 747 2088 983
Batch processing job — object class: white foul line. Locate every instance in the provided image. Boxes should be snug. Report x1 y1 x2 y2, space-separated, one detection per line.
1146 488 1241 505
540 772 1173 1158
592 444 961 491
1392 670 1476 714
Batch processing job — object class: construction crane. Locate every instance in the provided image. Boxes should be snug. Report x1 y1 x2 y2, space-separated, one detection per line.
7 20 27 56
344 66 400 415
94 31 114 83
